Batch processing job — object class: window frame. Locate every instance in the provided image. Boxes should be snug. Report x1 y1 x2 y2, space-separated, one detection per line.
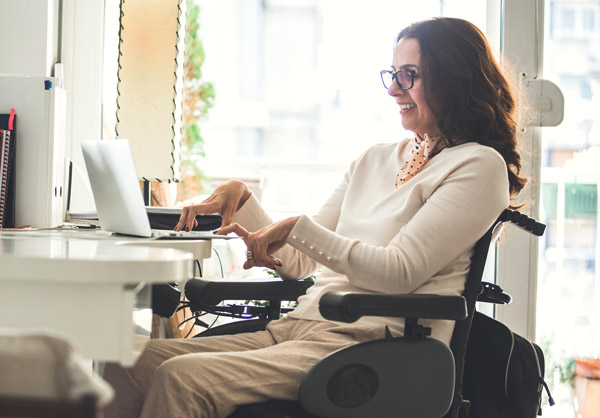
495 0 546 340
61 0 104 212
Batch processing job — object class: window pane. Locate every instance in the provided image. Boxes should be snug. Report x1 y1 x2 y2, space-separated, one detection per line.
537 0 600 416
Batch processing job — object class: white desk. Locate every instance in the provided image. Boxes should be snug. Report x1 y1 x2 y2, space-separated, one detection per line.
0 229 212 365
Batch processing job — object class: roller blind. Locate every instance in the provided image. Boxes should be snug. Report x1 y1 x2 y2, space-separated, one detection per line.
116 0 185 182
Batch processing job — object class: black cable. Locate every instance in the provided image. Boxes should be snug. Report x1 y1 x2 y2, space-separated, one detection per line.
195 259 202 277
178 313 201 327
66 160 73 212
176 302 191 312
182 313 217 339
181 299 188 326
183 322 196 339
207 315 219 329
178 309 207 327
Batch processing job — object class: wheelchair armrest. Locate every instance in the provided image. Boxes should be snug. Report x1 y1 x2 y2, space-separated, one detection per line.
319 291 467 323
184 277 313 306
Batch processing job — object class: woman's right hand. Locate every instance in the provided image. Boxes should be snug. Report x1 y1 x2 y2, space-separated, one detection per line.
174 180 252 231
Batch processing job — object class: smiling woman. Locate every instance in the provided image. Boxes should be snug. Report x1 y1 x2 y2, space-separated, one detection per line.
102 16 526 418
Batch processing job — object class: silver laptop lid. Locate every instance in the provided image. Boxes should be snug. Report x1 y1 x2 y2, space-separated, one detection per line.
81 139 152 237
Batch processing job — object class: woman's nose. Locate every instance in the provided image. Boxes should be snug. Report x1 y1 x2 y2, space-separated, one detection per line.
388 83 403 97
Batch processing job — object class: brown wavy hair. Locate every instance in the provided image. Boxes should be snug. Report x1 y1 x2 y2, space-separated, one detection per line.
396 17 527 200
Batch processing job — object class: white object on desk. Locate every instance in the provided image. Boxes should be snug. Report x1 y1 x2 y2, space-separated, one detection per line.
0 229 199 365
0 76 67 228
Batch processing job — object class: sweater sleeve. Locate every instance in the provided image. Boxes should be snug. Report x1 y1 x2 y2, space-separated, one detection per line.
232 193 320 280
231 193 273 233
272 155 363 279
285 146 510 294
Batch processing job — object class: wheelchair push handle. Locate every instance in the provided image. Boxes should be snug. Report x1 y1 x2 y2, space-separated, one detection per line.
499 209 546 236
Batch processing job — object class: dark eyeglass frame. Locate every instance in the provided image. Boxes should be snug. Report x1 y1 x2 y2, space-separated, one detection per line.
380 68 421 90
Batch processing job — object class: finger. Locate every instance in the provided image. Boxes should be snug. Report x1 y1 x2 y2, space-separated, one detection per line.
220 208 235 228
175 206 200 232
243 255 281 270
216 223 250 239
174 207 190 231
175 203 214 231
184 210 198 232
248 236 281 269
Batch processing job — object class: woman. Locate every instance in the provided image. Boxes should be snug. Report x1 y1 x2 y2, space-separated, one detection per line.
104 17 526 418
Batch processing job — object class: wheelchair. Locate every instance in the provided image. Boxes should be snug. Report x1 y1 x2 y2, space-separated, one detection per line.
180 209 546 418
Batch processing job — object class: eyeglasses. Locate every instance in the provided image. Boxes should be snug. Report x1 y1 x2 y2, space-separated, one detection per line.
380 69 421 90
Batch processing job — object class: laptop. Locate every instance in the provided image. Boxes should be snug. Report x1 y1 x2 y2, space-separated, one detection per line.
80 139 230 240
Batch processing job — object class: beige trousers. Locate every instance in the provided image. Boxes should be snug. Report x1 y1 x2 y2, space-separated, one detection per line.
103 317 385 418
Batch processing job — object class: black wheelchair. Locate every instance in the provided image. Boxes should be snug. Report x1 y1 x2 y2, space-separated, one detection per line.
175 209 547 418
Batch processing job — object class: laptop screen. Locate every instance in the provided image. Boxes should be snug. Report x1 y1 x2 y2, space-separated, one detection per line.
81 139 153 237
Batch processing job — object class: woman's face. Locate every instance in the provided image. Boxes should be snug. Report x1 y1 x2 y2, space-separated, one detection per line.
388 37 441 137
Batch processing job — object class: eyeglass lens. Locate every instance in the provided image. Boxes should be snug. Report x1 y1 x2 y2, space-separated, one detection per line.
381 70 414 90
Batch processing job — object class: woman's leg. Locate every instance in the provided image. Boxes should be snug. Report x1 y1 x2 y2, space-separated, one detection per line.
139 319 385 418
103 327 278 418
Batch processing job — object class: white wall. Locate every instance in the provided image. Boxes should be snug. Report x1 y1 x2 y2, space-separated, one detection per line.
0 0 103 213
0 0 58 77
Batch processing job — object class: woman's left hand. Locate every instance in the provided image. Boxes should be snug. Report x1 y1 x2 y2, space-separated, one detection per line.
217 216 301 270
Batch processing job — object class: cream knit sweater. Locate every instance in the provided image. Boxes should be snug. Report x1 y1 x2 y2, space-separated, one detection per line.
232 139 510 344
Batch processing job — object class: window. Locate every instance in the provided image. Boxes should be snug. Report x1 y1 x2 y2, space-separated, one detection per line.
551 1 600 39
192 0 489 219
537 0 600 416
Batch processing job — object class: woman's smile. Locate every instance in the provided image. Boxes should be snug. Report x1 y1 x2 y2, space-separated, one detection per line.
397 102 416 111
